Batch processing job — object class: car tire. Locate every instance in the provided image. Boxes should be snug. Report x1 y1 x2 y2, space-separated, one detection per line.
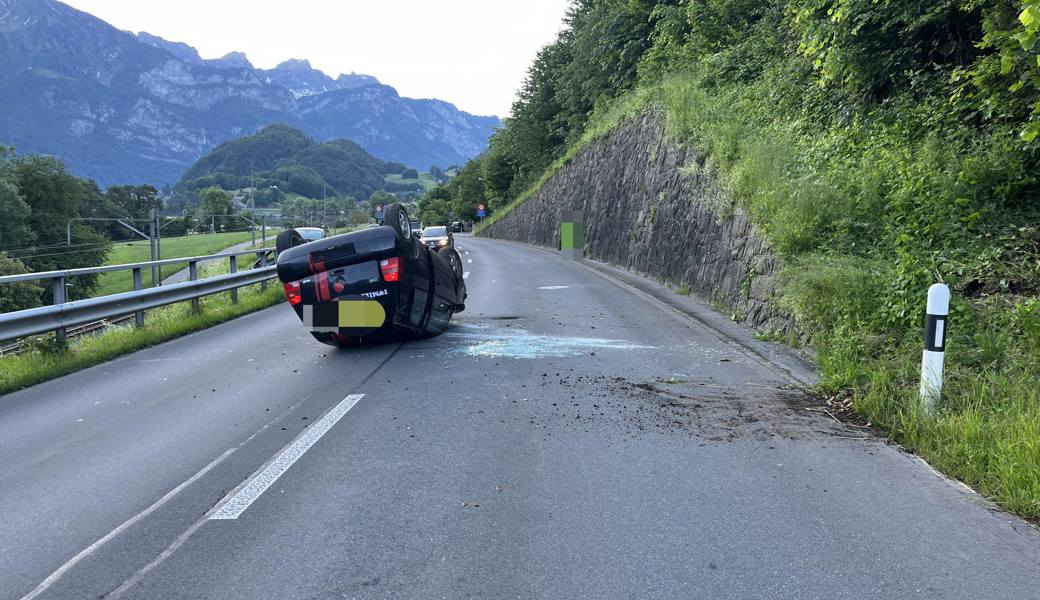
276 229 304 254
438 247 464 279
385 203 412 244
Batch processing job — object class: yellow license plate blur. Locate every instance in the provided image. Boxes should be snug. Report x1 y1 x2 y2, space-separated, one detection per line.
338 300 387 328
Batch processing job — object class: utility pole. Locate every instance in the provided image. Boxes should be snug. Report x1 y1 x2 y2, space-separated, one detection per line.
148 209 158 286
250 170 256 247
154 209 162 284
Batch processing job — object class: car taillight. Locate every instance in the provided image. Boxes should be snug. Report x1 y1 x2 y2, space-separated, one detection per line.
379 257 401 282
283 281 302 306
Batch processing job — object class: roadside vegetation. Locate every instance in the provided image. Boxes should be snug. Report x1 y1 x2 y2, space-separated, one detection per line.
452 0 1040 520
0 283 283 395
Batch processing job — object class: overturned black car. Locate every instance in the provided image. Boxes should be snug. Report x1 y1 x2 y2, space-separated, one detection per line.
275 204 467 348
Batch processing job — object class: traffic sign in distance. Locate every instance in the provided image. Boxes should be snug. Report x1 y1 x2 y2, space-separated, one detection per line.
375 205 383 212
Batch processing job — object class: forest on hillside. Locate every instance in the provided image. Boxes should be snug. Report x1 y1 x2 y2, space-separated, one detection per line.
463 0 1039 205
173 125 422 213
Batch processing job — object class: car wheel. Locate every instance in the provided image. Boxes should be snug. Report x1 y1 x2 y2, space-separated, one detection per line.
276 229 304 254
385 203 411 244
438 247 464 279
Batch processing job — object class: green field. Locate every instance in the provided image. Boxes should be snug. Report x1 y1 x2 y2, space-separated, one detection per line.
91 230 278 297
385 173 438 192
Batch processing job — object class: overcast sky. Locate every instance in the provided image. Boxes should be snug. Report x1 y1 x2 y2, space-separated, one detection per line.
61 0 572 118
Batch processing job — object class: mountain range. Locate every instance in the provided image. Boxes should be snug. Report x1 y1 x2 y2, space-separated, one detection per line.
0 0 499 187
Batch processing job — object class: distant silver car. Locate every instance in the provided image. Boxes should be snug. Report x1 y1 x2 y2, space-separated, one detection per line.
296 227 325 242
420 226 454 249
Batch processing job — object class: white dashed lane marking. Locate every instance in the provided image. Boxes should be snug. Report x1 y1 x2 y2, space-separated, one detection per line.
210 394 365 520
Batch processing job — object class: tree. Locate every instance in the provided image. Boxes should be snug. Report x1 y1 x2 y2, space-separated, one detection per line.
448 159 487 220
420 199 452 226
0 179 31 250
106 185 161 220
791 0 987 100
12 154 110 300
963 0 1040 144
79 180 130 240
0 252 44 312
367 190 396 213
401 168 419 180
200 187 234 217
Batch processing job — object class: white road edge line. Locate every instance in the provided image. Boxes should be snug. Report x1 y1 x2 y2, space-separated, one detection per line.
210 393 365 520
20 448 236 600
463 272 470 279
467 258 472 263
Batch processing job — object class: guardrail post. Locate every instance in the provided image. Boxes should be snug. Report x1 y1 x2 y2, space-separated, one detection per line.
52 276 67 346
229 255 239 304
259 252 269 290
189 260 200 312
132 267 145 327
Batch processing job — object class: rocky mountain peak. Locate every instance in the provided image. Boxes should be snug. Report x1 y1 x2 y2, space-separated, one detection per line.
213 51 252 69
274 58 313 71
137 31 203 64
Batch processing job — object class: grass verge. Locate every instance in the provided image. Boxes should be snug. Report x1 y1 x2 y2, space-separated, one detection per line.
0 283 284 395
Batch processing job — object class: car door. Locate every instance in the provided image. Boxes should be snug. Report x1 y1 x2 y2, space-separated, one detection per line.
423 251 462 334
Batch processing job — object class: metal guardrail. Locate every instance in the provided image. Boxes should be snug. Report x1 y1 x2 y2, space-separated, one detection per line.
0 248 277 344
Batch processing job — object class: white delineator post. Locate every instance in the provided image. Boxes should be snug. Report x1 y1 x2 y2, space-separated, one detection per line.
920 283 951 414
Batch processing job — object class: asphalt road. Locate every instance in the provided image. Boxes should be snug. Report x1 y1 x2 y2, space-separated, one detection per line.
2 235 1039 599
